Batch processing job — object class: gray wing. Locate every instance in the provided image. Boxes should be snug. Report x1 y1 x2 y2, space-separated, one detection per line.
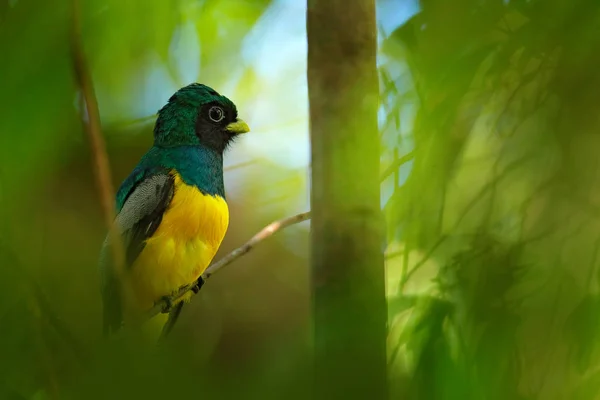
99 172 175 336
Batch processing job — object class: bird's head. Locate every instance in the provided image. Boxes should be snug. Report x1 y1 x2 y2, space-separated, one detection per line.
153 83 250 153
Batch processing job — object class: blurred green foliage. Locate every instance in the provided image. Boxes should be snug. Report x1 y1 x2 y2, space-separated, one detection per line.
2 0 600 398
382 0 600 399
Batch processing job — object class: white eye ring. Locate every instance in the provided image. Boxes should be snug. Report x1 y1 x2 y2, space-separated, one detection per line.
208 106 225 123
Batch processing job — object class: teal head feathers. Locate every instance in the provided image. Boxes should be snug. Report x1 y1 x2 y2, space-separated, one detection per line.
116 83 249 206
154 83 250 153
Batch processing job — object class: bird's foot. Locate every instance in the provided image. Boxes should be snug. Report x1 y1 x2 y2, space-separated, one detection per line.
158 295 175 314
191 276 206 294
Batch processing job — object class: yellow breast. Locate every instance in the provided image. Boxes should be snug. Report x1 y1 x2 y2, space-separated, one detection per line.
127 172 229 311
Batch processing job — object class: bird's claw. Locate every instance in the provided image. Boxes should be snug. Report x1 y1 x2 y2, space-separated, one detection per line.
191 276 206 294
159 295 174 314
158 278 204 313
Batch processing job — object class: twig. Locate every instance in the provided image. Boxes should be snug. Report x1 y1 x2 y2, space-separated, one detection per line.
400 153 533 287
385 250 404 260
380 150 415 183
400 234 446 287
142 211 311 322
207 212 311 278
224 160 257 173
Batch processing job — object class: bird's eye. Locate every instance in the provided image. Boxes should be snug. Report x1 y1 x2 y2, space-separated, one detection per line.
208 106 225 123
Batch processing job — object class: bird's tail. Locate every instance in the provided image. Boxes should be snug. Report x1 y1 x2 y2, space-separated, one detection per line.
157 302 185 343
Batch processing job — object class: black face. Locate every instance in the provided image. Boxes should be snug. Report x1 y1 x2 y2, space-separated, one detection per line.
195 101 238 153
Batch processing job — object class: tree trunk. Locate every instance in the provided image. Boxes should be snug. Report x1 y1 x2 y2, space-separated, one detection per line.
307 1 388 399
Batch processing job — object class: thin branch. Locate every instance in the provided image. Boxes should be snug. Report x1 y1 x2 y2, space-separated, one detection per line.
206 212 311 278
380 150 415 183
400 245 409 289
385 250 404 260
400 153 533 287
494 55 548 137
224 160 258 173
71 0 115 228
109 114 156 131
142 211 311 322
70 0 125 274
401 234 446 287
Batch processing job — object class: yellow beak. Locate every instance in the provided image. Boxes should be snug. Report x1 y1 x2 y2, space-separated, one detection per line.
225 118 250 134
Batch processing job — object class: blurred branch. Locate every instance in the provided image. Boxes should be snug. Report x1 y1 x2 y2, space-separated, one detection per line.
385 250 404 260
31 281 90 364
401 234 447 289
400 153 532 288
0 244 88 365
380 150 414 182
110 114 156 130
204 211 310 278
224 160 258 173
143 211 311 322
70 0 125 273
70 0 115 227
32 294 60 400
455 153 532 227
494 55 548 137
589 234 600 292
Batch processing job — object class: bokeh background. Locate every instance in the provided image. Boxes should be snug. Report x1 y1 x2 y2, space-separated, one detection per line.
2 0 600 399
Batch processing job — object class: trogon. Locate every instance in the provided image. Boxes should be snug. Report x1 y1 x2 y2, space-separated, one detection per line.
99 83 249 339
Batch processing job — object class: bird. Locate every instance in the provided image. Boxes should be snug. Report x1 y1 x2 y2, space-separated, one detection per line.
99 83 249 340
